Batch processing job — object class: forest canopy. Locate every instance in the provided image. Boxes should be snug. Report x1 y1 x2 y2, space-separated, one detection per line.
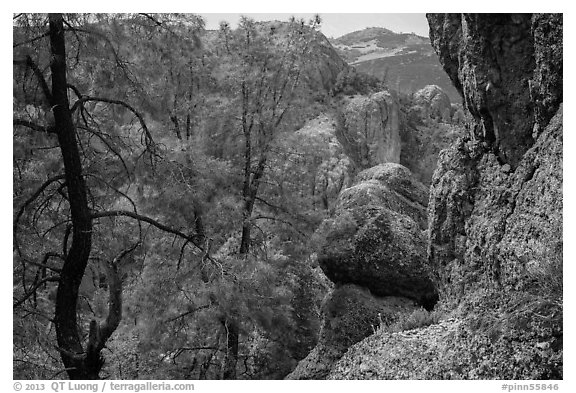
12 13 347 380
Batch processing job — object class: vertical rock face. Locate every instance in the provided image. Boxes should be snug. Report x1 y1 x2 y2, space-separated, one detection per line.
427 108 562 305
426 13 563 307
335 91 401 170
427 14 562 168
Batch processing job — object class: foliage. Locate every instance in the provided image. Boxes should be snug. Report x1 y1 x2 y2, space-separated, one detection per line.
331 67 384 97
13 13 335 380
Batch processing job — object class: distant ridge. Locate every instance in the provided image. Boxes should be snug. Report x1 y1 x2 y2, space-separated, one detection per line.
330 27 460 102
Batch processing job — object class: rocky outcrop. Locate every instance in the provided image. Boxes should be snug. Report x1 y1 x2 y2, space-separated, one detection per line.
335 91 401 170
322 13 562 380
286 284 417 379
426 13 563 308
329 108 563 380
399 121 463 186
317 163 437 307
288 163 438 379
427 14 563 168
284 114 353 211
412 85 452 122
428 106 563 307
303 29 351 93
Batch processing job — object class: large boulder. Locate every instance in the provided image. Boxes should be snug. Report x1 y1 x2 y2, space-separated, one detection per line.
286 284 417 380
335 91 401 169
412 85 452 122
316 163 438 308
288 163 439 379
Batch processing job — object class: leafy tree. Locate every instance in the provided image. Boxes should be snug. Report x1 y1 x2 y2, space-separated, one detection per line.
208 16 326 379
13 13 211 379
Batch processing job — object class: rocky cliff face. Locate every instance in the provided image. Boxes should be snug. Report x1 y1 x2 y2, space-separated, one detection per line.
330 107 562 379
426 12 562 312
335 91 401 170
427 14 562 168
315 13 562 380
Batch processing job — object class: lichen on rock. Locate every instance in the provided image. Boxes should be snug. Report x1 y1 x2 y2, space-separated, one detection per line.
317 163 438 307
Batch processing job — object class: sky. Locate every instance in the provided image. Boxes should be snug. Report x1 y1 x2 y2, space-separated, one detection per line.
200 13 430 38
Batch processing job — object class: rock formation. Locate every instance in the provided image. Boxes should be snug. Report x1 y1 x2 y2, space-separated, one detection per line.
412 85 452 122
287 163 437 379
318 163 436 306
427 13 562 168
426 12 562 311
335 91 401 170
327 13 562 380
286 284 417 379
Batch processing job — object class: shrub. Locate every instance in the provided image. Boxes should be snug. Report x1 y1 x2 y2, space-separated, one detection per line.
380 308 443 333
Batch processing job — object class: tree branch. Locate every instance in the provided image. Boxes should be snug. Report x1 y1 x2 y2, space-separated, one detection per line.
13 55 53 104
71 96 155 151
13 276 59 309
13 174 66 255
91 210 206 255
13 118 57 135
22 252 63 274
165 304 211 324
250 215 307 239
92 242 139 351
13 32 50 49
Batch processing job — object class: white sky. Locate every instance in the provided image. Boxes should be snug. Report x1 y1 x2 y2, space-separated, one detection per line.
199 13 430 38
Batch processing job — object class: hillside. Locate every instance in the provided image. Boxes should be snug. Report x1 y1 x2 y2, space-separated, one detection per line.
13 13 562 382
331 27 461 102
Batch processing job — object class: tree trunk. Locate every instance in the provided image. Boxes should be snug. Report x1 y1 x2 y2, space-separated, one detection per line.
186 113 192 140
49 13 98 379
170 114 182 139
221 319 239 380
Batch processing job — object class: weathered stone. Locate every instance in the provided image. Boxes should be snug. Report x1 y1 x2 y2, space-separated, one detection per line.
317 163 437 307
335 91 401 169
427 13 562 168
356 163 430 208
412 85 452 122
427 92 562 308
